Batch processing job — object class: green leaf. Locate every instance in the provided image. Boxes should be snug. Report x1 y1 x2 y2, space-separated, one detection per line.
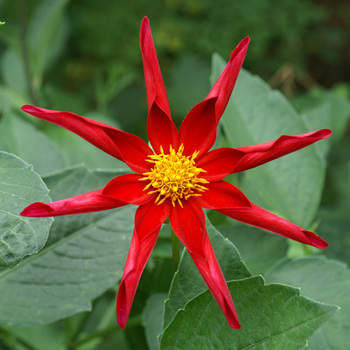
163 220 250 327
161 276 336 350
0 166 135 327
293 88 350 144
143 293 167 350
0 113 65 176
0 152 52 267
212 55 327 228
27 0 69 85
0 85 27 113
265 256 349 350
45 125 128 170
1 49 27 96
43 166 127 245
219 223 288 275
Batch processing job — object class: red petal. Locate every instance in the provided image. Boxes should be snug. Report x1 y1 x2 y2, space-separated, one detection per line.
170 201 241 329
21 105 153 174
102 174 154 205
20 189 125 217
179 98 217 159
193 181 251 209
206 37 250 123
117 201 171 329
196 147 244 181
195 181 328 249
233 129 332 173
147 102 179 154
140 17 171 120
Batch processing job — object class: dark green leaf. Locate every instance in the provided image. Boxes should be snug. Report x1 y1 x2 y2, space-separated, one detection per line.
265 256 349 350
163 220 250 327
212 55 327 229
161 276 336 350
0 152 52 267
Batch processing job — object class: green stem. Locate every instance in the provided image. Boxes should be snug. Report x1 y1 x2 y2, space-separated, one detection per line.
171 228 180 272
67 315 142 349
0 328 36 350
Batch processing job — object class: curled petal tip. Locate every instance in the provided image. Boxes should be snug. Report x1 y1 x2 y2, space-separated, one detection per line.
21 104 36 113
319 129 332 139
20 202 53 217
303 230 328 249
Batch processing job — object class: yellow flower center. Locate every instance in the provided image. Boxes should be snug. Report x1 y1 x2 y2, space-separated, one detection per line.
140 144 209 207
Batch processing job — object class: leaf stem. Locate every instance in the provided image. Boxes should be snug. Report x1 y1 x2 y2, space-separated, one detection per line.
171 228 180 272
67 315 142 349
0 328 36 350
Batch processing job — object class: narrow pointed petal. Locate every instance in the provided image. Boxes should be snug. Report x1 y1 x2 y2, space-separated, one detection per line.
117 201 171 329
195 181 328 249
169 201 240 329
147 102 179 154
233 129 332 173
20 189 125 217
179 98 217 158
102 174 154 205
21 105 153 173
140 17 171 119
196 147 244 181
206 37 250 123
140 18 179 153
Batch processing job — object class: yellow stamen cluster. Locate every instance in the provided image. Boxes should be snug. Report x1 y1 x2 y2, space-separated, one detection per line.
140 144 209 207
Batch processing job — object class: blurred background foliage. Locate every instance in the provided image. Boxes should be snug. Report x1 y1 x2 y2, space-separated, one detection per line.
0 0 349 131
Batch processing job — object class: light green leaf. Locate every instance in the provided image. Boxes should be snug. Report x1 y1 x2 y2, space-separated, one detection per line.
0 152 52 267
0 85 27 113
220 223 288 275
143 293 167 350
1 49 27 96
293 88 350 143
46 125 128 170
163 220 250 327
0 167 135 326
212 55 327 228
161 276 337 350
0 113 65 176
265 256 349 350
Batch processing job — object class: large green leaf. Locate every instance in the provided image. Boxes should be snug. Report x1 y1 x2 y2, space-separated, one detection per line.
212 56 327 228
0 166 135 326
163 220 250 327
265 256 349 350
0 152 52 267
0 113 65 176
160 276 337 350
42 166 127 245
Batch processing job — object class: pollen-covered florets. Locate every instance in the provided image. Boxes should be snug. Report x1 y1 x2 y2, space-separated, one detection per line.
140 144 208 207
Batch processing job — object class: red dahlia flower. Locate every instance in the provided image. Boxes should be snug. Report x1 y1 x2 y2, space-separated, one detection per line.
20 17 331 330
